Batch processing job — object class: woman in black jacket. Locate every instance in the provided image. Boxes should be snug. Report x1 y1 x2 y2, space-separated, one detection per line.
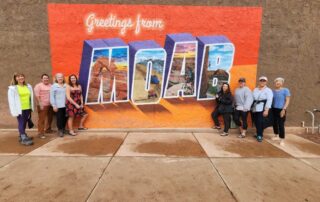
211 83 234 136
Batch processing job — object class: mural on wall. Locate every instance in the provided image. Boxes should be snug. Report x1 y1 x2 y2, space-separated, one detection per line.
48 4 262 128
197 36 235 100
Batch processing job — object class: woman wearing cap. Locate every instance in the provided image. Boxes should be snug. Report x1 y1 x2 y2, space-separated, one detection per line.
251 76 273 142
8 73 34 146
211 83 234 136
233 77 253 138
271 77 290 146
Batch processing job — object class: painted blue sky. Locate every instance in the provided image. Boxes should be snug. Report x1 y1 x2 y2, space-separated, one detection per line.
92 48 128 64
207 44 234 71
93 49 109 62
136 50 166 63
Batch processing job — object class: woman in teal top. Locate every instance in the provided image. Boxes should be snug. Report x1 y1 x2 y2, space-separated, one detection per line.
8 73 34 146
271 77 291 146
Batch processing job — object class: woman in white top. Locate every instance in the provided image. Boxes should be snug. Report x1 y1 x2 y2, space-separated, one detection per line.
251 76 273 142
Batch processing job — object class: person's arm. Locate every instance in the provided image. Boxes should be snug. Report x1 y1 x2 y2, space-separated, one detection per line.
8 88 17 116
50 86 58 112
244 88 254 111
280 89 291 117
34 84 43 109
80 86 84 108
263 88 273 117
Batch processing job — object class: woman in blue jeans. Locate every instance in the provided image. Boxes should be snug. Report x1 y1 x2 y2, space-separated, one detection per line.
8 73 34 146
271 77 290 146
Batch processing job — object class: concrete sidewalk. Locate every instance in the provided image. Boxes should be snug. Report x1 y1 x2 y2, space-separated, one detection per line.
0 130 319 201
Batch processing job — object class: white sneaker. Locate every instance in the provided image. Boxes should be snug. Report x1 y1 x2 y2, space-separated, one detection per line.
280 139 285 146
220 132 229 136
238 131 246 138
272 135 280 140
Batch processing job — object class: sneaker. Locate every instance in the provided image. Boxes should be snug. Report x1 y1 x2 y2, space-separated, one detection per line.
212 126 221 130
38 134 46 139
272 135 280 141
257 136 263 142
280 139 285 146
220 132 229 136
58 130 64 137
238 132 246 138
63 129 69 135
25 133 33 141
19 134 34 146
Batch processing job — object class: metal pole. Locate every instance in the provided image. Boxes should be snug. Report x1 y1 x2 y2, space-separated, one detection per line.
305 110 315 134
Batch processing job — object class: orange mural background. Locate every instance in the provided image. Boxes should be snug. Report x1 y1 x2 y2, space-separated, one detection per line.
47 4 262 128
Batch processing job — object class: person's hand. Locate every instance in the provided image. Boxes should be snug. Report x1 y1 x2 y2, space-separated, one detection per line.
75 104 81 109
263 110 269 117
53 107 58 112
80 104 84 108
280 109 286 118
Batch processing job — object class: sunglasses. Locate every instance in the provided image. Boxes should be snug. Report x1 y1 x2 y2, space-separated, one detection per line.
259 79 267 82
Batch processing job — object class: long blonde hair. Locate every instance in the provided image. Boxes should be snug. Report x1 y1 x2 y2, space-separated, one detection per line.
11 73 26 85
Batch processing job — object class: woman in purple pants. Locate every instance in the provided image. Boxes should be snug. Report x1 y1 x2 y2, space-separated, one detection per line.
8 73 34 146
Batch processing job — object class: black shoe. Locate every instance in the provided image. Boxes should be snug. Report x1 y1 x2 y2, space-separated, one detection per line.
63 129 69 135
19 134 34 146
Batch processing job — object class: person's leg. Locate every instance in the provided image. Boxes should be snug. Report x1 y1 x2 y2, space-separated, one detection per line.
241 111 249 130
45 106 54 132
222 113 231 133
56 108 64 137
79 114 88 128
67 116 73 131
279 112 286 140
233 110 241 127
239 111 248 137
254 112 263 140
37 106 45 134
61 108 68 133
211 108 221 127
18 110 33 145
38 106 48 138
272 108 280 135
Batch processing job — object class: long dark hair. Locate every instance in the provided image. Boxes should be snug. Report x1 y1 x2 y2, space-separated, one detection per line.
68 74 79 87
220 82 231 95
11 73 26 85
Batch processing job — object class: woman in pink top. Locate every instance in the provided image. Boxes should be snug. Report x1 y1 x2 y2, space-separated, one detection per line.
34 74 53 139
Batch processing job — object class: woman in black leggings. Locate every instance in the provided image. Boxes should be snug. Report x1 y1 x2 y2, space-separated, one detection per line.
211 83 234 136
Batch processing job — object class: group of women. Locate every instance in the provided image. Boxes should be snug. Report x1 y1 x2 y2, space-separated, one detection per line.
8 73 88 146
212 76 290 145
8 72 290 146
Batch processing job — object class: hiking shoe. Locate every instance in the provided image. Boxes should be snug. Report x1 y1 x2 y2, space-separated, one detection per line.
257 136 263 142
19 134 34 146
220 132 229 136
272 135 280 141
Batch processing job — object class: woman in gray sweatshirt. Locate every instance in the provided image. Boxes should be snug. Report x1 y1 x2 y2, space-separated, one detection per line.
233 78 253 138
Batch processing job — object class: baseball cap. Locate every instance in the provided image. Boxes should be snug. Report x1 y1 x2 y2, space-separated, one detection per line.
238 77 246 82
259 76 268 81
